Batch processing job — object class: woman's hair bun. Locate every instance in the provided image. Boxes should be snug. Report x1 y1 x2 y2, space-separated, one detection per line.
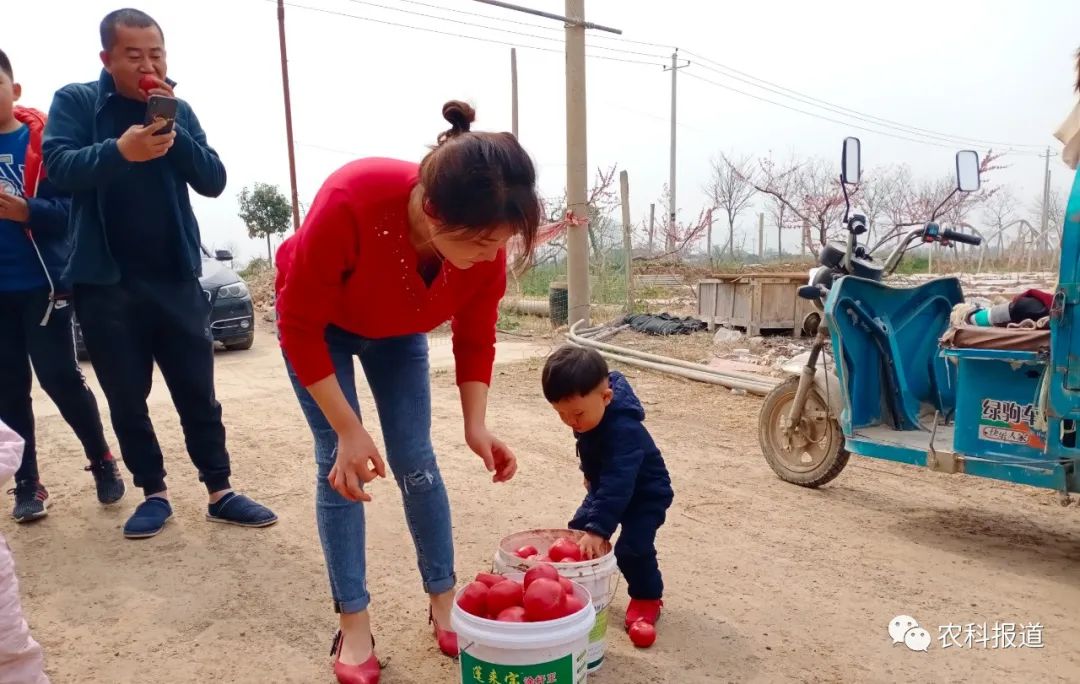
439 100 476 143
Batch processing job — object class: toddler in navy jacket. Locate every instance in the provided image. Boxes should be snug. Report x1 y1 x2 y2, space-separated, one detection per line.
542 345 674 633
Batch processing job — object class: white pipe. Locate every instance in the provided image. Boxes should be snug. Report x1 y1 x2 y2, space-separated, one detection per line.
568 321 779 386
500 298 550 317
588 324 629 342
570 342 777 396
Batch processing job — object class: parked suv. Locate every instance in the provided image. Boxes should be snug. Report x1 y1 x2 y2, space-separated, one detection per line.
73 246 256 360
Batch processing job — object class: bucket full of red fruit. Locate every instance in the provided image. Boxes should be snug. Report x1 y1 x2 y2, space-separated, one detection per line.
451 566 595 684
492 529 619 673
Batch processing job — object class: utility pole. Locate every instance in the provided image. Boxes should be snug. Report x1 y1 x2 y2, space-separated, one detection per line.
648 202 655 253
476 0 621 328
663 50 689 252
706 209 713 263
1039 146 1051 261
564 0 589 327
620 170 633 313
758 212 765 260
510 48 519 138
277 0 301 232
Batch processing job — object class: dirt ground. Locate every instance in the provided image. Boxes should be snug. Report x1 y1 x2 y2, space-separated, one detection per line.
6 326 1080 683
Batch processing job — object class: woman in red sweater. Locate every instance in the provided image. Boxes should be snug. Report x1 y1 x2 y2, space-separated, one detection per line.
276 101 539 684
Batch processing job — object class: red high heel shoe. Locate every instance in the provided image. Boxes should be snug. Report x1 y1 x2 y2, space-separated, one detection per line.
429 607 459 658
330 630 381 684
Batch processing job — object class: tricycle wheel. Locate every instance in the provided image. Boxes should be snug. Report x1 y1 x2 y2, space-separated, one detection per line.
758 377 849 487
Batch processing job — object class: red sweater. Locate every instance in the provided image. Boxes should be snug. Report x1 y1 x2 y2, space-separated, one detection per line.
275 158 506 387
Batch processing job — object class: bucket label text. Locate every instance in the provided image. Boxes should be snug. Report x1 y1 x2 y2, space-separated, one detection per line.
462 652 575 684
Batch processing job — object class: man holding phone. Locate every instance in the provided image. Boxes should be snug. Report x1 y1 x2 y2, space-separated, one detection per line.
42 8 277 539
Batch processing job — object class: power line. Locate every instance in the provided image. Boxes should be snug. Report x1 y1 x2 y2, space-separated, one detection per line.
340 0 668 59
296 140 360 156
279 1 666 67
404 2 1039 151
682 49 1045 151
280 1 1041 153
393 0 676 50
682 70 1042 155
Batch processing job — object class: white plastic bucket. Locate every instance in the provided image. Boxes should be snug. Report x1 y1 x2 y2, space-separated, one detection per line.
452 578 595 684
493 529 620 673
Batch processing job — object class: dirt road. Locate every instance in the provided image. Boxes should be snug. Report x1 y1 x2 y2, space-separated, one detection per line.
6 328 1079 683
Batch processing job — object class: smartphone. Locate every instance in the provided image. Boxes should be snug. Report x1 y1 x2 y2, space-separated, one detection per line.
144 95 178 135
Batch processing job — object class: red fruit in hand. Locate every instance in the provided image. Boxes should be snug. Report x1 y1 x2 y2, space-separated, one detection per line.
496 606 527 622
523 578 566 622
562 593 587 616
514 545 539 559
523 563 560 589
486 580 524 616
558 576 575 597
456 581 489 617
138 75 159 92
628 620 656 648
549 537 583 563
475 572 506 588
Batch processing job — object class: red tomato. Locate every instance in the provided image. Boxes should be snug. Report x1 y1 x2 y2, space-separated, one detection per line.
549 538 583 563
563 593 587 616
514 545 539 559
138 75 159 92
523 579 566 622
628 620 656 648
496 606 527 622
456 581 489 617
558 576 575 597
486 580 524 616
474 573 506 588
523 563 560 589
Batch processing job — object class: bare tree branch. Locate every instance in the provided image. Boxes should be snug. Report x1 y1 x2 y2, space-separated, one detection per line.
707 153 757 259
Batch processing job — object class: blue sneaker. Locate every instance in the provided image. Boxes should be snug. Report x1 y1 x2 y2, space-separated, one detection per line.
10 481 49 523
123 497 173 539
206 492 278 528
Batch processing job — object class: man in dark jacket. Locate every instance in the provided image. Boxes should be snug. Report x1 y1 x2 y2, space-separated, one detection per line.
542 345 674 634
0 48 124 523
41 9 276 539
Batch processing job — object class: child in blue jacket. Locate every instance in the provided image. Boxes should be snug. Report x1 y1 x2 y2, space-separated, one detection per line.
542 345 674 633
0 48 123 522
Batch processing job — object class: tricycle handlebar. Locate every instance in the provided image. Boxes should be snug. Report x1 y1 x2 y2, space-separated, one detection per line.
942 228 982 246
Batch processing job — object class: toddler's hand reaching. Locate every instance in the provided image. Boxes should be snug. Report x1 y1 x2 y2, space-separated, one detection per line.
578 532 610 560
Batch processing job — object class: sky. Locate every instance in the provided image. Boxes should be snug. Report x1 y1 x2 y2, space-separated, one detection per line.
5 0 1079 262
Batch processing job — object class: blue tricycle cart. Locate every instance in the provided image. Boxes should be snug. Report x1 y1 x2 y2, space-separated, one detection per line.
758 138 1080 503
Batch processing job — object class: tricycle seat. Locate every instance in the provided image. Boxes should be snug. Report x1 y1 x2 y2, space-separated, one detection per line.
940 325 1050 354
825 276 964 430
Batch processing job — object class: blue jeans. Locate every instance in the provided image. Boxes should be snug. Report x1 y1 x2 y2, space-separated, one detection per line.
285 326 455 614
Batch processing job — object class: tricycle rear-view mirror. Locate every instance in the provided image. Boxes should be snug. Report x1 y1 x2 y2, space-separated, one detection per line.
841 137 861 185
956 150 980 193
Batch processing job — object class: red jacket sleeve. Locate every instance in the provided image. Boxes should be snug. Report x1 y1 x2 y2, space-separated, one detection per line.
450 250 507 386
277 187 359 386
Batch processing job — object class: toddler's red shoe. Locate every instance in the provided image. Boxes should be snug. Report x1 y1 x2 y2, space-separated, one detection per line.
625 598 663 629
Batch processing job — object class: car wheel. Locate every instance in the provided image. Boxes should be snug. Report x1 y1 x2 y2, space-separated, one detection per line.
224 334 254 351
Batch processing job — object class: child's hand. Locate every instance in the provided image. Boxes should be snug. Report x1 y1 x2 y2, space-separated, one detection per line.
578 532 610 560
0 191 29 223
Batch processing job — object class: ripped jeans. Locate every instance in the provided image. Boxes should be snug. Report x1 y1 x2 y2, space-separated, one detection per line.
284 327 455 614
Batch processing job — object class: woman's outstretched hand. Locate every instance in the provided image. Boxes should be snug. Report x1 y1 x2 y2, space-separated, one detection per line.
329 426 387 502
465 425 518 483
